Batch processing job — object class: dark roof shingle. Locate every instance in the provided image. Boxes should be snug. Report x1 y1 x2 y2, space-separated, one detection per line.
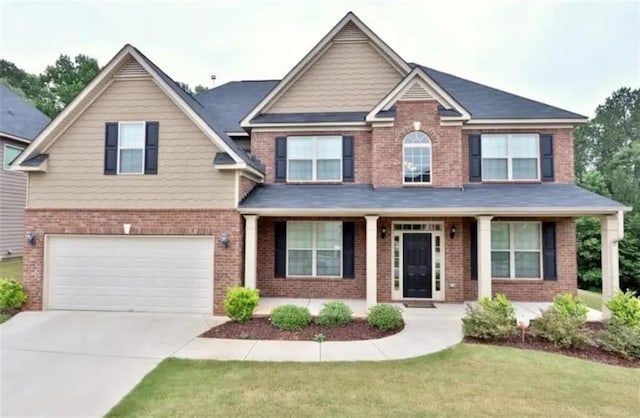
0 83 50 141
240 183 624 211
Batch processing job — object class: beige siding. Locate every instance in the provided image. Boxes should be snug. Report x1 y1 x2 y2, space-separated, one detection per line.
0 137 27 258
28 78 236 209
267 41 403 113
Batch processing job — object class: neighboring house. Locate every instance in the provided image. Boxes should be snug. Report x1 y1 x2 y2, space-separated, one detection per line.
12 13 629 315
0 84 50 260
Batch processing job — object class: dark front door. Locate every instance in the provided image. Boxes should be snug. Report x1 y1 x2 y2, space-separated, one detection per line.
403 233 432 298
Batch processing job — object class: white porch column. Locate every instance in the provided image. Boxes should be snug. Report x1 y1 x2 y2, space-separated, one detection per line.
244 215 259 289
601 210 624 318
365 215 379 306
477 215 494 299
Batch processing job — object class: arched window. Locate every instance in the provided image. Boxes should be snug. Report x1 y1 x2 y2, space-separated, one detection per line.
403 131 431 184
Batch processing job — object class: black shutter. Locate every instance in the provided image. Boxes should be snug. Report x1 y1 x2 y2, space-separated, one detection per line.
342 222 355 278
540 134 554 181
104 122 118 175
470 221 478 280
274 221 287 277
342 136 354 182
468 134 482 182
542 222 557 280
144 122 159 175
275 137 287 182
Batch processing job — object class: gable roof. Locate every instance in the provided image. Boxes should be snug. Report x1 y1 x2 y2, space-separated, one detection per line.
126 47 264 172
240 12 411 127
195 80 278 133
0 83 50 142
415 64 587 120
367 67 471 121
12 45 264 174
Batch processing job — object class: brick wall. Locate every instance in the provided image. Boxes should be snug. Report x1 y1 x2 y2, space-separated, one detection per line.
251 130 372 184
372 101 464 187
23 209 244 315
256 217 366 299
238 175 258 203
463 128 575 183
462 217 577 301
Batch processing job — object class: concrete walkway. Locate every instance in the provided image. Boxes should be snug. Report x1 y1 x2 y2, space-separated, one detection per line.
174 301 603 362
175 303 465 362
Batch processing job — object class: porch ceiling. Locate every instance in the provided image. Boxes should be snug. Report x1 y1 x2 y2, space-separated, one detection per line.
239 183 630 216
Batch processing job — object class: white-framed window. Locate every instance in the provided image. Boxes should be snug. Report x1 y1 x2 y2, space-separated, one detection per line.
482 134 539 180
287 221 342 277
491 222 542 279
3 144 24 170
403 131 431 184
287 136 342 181
118 122 146 174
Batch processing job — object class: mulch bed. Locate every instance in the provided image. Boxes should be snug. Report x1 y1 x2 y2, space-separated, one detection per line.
465 322 639 368
201 317 404 341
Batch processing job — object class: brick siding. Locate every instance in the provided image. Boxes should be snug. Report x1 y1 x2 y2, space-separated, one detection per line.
256 217 366 299
251 130 372 184
372 101 464 187
22 209 244 315
238 175 258 203
463 128 575 183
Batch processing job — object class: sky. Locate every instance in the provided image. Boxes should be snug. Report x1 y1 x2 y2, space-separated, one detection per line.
0 0 639 117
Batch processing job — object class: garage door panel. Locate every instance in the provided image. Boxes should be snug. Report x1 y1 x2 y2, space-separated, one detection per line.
47 236 213 313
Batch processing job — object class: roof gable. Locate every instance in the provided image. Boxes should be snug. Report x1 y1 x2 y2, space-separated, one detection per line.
0 83 50 142
12 45 264 174
241 12 411 126
367 68 471 121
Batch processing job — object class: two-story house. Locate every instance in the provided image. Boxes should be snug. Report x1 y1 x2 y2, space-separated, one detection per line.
11 13 628 315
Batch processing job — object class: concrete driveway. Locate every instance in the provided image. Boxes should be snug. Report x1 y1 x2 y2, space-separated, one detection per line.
0 310 218 417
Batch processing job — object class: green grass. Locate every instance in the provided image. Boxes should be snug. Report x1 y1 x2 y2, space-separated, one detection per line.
107 344 639 418
0 313 11 324
0 257 22 280
578 289 603 310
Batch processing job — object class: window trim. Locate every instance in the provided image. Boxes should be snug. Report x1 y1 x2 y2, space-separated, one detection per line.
117 121 146 175
285 221 343 278
481 133 540 181
491 221 543 280
286 136 342 182
402 131 432 185
3 144 24 171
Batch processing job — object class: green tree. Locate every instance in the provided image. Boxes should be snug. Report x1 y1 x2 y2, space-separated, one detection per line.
0 55 99 118
39 54 100 117
194 84 208 94
575 87 640 292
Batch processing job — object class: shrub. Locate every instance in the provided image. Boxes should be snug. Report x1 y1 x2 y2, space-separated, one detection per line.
270 305 312 331
223 287 259 322
529 309 588 348
316 301 352 327
606 290 640 327
462 294 517 340
551 293 588 321
367 304 403 330
597 319 640 359
0 278 27 309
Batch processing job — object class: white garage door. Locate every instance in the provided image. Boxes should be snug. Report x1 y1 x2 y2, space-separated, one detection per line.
46 236 214 313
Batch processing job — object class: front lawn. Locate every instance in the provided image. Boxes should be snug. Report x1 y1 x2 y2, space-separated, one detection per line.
578 289 603 310
0 257 22 280
108 344 639 418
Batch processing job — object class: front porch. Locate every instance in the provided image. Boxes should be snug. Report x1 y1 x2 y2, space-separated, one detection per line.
241 184 629 317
